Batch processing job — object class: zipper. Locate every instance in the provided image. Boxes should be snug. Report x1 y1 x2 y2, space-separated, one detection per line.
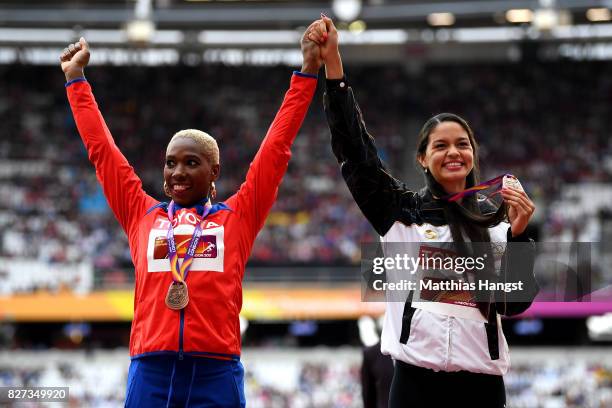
179 309 185 360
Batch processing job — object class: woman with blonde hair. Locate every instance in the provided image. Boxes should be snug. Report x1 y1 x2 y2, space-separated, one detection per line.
60 24 322 407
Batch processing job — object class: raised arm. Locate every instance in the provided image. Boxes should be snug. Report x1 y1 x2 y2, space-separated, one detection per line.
228 24 320 245
61 38 156 237
317 17 413 236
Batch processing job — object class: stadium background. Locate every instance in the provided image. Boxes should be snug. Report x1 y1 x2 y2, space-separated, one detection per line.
1 0 612 406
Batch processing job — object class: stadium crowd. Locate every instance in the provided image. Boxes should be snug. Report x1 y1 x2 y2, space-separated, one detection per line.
0 349 610 408
1 62 612 289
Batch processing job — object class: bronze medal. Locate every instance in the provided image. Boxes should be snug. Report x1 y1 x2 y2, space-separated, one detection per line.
165 281 189 310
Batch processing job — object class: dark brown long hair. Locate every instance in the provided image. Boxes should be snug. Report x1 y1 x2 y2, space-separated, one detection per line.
416 113 507 316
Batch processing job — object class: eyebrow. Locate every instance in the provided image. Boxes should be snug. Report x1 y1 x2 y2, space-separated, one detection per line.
432 136 470 143
165 153 203 159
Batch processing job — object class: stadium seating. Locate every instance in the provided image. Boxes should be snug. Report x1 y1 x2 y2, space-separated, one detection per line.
1 63 612 291
1 348 610 408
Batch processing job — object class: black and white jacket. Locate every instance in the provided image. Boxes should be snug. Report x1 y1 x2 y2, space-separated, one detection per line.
324 77 538 375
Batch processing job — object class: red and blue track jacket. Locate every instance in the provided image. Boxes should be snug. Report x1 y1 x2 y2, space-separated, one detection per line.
66 72 317 360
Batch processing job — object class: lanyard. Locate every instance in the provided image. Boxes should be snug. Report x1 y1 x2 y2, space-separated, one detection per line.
166 200 213 283
441 174 508 202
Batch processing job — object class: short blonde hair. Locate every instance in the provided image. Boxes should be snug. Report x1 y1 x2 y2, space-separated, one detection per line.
169 129 220 166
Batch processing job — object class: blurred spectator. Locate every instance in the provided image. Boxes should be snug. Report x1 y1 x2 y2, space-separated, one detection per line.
1 349 611 408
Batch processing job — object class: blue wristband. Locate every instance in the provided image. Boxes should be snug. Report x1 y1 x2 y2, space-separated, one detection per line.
65 77 87 87
293 71 318 79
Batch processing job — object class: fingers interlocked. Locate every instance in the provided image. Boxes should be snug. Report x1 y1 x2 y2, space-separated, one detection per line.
306 19 328 44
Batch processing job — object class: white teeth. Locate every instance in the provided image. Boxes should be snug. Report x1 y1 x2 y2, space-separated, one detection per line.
445 162 463 168
173 185 189 191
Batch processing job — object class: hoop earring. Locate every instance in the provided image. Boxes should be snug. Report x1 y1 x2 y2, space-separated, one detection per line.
163 181 172 198
210 182 217 200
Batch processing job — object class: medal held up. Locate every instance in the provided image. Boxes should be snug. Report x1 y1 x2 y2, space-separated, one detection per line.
502 174 524 192
164 200 213 310
442 173 524 205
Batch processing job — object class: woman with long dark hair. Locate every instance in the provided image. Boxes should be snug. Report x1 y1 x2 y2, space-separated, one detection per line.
308 16 539 407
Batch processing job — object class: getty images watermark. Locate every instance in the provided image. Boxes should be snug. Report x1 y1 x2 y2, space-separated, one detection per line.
0 387 69 403
360 242 602 303
371 251 524 293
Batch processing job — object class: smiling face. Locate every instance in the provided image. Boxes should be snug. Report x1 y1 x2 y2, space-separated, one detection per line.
163 136 220 207
418 120 475 194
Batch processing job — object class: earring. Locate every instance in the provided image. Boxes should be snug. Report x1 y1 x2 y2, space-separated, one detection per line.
210 182 217 200
163 181 172 198
424 168 428 173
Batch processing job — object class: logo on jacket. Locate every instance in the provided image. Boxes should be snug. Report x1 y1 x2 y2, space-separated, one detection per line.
424 229 437 239
154 235 218 259
147 216 225 273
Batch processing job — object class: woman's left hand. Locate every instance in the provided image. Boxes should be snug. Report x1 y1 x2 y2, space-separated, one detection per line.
502 187 535 237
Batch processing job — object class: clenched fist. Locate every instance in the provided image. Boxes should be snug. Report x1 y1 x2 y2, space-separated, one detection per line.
60 37 90 82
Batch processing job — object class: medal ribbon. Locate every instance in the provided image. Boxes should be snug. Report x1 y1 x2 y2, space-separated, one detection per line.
166 200 213 283
441 174 509 202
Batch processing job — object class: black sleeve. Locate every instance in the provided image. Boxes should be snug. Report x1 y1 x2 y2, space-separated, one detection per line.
324 76 415 236
495 227 540 316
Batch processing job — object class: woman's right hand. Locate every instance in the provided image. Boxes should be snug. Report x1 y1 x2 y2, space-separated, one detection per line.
314 15 343 79
60 37 90 82
318 16 339 62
